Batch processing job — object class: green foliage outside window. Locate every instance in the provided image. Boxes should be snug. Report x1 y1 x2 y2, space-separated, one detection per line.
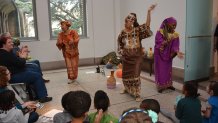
49 0 87 38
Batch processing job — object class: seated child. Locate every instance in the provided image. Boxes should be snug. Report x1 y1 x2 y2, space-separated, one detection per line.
67 90 91 123
88 90 118 123
175 82 202 123
119 107 152 123
0 89 38 123
203 82 218 123
140 99 160 114
53 91 73 123
0 89 26 123
140 99 162 123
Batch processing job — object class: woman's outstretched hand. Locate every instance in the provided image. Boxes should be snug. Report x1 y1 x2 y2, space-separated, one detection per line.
148 3 157 12
177 51 184 59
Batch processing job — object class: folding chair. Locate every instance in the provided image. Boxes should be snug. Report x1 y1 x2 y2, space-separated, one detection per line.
8 83 28 102
7 84 25 104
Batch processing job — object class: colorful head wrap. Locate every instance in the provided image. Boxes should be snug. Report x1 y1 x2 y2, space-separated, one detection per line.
60 20 71 27
160 17 177 29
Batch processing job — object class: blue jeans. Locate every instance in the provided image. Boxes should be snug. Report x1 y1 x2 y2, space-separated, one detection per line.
26 60 43 76
10 70 48 99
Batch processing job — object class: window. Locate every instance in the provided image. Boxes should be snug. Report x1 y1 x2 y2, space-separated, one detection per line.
0 0 37 39
49 0 87 38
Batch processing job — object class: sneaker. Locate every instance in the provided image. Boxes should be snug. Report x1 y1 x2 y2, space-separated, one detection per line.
43 79 50 83
68 79 76 84
39 97 52 103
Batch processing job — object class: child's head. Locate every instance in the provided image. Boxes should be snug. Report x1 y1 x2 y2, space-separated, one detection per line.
119 108 152 123
0 66 10 88
207 82 218 96
182 82 198 98
0 89 15 112
140 99 160 114
94 90 110 112
67 90 91 119
13 38 20 47
61 91 73 111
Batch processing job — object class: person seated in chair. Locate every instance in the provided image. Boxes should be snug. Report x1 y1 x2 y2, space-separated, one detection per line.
0 66 39 123
0 34 52 103
10 34 49 83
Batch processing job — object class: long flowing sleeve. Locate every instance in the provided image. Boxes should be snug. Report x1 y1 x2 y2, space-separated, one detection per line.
56 33 63 50
139 24 153 39
71 30 80 46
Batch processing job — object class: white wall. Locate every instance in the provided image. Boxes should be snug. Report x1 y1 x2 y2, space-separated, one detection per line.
21 0 217 70
22 0 119 63
119 0 186 69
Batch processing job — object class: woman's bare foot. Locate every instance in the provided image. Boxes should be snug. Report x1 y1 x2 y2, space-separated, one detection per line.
135 97 142 102
120 89 127 94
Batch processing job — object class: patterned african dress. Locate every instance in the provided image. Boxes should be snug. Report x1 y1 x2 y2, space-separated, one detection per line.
117 24 152 97
57 30 80 80
154 29 179 90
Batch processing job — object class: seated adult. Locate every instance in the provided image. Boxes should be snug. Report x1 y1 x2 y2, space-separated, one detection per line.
0 34 52 103
2 33 49 83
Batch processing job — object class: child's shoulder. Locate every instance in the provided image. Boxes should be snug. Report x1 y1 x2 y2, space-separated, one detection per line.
102 114 119 123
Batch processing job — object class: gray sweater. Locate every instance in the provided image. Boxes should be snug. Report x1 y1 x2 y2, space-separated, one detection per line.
0 107 27 123
53 110 72 123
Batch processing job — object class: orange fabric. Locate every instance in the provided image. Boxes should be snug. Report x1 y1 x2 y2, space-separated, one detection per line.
57 30 80 80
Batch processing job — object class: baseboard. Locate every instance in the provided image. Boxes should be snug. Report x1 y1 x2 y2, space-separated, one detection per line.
41 57 103 71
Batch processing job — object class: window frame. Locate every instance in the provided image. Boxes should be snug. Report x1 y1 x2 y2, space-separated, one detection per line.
48 0 87 40
14 0 39 41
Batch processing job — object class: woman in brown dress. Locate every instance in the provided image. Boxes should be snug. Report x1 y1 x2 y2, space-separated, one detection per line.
117 4 156 101
56 21 80 84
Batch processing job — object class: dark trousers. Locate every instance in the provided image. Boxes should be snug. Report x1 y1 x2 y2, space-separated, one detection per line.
10 70 48 99
28 112 39 123
26 60 43 76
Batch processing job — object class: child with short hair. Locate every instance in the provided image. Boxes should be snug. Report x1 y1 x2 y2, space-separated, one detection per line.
203 82 218 123
140 99 160 114
53 91 73 123
88 90 118 123
67 90 91 123
175 82 202 123
119 107 152 123
140 99 163 123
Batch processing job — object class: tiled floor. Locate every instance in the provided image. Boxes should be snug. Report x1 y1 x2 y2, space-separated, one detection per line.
36 66 210 123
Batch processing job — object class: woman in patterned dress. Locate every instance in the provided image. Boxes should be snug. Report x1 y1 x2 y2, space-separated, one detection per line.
56 21 80 84
117 4 156 101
